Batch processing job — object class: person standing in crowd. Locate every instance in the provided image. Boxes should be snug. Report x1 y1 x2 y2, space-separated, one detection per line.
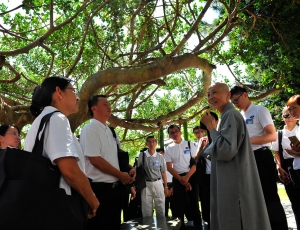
0 124 21 150
165 124 202 230
286 95 300 179
230 85 288 230
80 95 134 230
192 126 206 143
24 77 99 227
195 112 218 230
157 147 174 218
137 136 168 217
272 106 300 229
201 82 271 230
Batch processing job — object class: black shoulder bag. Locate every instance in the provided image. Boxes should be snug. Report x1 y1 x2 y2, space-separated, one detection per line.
134 152 147 191
109 126 130 172
275 130 285 183
0 111 88 230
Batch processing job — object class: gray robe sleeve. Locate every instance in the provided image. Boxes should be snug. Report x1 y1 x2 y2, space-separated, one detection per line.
203 110 245 161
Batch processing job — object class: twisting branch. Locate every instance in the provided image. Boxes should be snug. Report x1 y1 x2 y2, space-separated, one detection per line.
0 1 93 56
171 0 214 56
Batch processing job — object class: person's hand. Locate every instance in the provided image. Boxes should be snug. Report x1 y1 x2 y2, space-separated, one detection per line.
199 137 208 150
200 110 216 131
119 172 134 185
184 182 192 191
129 168 136 180
164 187 169 197
169 187 173 196
285 148 300 157
277 167 291 185
291 141 300 151
87 194 100 219
179 175 189 185
130 187 136 200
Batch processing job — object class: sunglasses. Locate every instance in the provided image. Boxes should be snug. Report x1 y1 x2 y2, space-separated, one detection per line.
283 114 291 118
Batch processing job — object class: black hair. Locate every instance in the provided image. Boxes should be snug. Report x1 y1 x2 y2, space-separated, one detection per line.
199 111 219 143
0 124 20 136
230 85 247 97
30 76 71 117
167 124 180 134
199 111 219 131
88 95 107 117
193 126 200 132
146 135 156 142
156 148 164 153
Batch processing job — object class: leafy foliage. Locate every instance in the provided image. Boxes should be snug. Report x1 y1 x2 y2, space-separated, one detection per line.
1 0 299 155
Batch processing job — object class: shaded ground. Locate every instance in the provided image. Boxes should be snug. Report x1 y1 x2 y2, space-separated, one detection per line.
278 184 297 230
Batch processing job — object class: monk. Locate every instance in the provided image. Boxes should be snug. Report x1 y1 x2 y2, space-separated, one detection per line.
200 82 271 230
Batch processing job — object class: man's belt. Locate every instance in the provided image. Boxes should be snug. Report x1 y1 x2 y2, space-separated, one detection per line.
179 172 188 176
91 181 119 188
253 146 269 153
146 178 161 182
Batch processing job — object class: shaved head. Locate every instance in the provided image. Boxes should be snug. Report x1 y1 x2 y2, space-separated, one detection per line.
209 82 230 93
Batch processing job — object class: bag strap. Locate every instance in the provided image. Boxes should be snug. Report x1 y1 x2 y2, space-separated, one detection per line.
187 141 192 159
109 126 120 150
278 130 285 169
32 111 60 155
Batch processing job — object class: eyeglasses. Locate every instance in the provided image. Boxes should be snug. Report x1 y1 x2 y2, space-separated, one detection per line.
65 87 78 95
232 93 244 104
283 114 291 118
6 132 21 138
169 130 180 136
147 140 157 143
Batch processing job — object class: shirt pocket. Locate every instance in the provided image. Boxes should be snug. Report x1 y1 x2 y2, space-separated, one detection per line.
152 161 160 171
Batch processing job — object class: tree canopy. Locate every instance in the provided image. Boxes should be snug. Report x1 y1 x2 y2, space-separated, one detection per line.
0 0 299 153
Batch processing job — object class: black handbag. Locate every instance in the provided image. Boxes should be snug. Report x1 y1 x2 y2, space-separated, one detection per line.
0 111 88 230
134 152 147 191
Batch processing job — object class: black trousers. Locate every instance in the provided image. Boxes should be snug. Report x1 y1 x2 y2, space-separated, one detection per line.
88 182 122 230
199 174 210 229
254 148 288 230
283 159 300 229
172 176 202 228
165 182 175 217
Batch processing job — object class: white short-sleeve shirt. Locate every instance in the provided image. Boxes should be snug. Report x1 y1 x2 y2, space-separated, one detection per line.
24 106 82 195
80 119 119 183
241 103 274 150
165 140 197 174
196 139 211 174
271 126 298 160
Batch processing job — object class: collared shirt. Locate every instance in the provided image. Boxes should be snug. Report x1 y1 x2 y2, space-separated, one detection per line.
272 125 298 159
241 103 274 150
137 150 166 180
24 106 82 195
80 118 119 183
196 139 211 174
165 140 197 174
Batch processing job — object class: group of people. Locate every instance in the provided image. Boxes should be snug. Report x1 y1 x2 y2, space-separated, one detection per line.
1 77 300 230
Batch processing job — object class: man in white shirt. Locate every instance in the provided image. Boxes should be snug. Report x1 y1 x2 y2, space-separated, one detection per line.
230 85 288 230
165 124 202 230
80 95 134 230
